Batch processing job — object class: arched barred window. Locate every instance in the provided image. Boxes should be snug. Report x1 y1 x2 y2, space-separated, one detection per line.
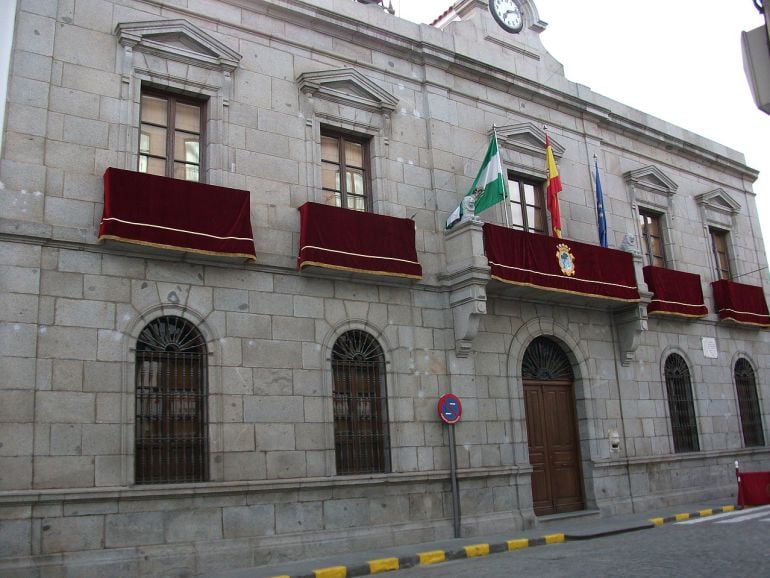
734 359 765 447
664 354 699 453
135 316 208 484
331 330 390 474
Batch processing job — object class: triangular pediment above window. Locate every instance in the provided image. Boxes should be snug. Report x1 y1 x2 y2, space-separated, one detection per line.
495 123 565 158
296 68 398 114
696 188 741 215
624 165 678 196
116 19 242 72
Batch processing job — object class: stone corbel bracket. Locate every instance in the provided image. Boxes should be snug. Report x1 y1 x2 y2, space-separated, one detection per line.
613 295 651 366
442 218 491 357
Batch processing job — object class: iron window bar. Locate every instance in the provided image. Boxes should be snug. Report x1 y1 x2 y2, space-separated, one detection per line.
735 359 765 447
664 354 700 453
331 330 390 475
135 316 209 484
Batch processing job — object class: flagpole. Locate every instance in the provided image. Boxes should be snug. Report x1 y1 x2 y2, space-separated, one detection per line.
543 125 550 236
492 124 510 229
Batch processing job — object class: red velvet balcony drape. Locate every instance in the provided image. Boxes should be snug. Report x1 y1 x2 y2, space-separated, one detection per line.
483 224 639 302
298 202 422 279
711 279 770 328
643 266 707 318
99 168 256 260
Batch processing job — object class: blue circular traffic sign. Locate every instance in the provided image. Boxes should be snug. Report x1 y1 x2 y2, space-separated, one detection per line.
437 393 462 425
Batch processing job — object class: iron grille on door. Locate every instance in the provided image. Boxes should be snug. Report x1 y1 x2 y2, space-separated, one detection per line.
664 354 699 453
522 336 574 380
331 330 390 474
735 359 765 447
135 316 208 484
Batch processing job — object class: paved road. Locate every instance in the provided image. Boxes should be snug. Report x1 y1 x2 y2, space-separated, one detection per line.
393 506 770 578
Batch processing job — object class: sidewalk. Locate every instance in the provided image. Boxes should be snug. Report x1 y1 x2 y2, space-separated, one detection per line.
208 497 736 578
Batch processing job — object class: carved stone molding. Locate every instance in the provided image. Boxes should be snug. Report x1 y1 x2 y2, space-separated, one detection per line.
495 122 565 159
613 294 651 366
442 218 491 357
296 68 398 115
116 20 242 72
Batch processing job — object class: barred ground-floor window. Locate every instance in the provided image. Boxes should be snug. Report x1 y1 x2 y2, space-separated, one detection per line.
331 330 390 475
135 316 209 484
735 358 765 447
664 353 699 453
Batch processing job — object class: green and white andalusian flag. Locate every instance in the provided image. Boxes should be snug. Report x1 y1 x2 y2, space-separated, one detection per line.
446 134 507 229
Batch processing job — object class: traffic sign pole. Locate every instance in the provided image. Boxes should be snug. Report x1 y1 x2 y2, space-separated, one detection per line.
437 393 463 538
448 423 461 538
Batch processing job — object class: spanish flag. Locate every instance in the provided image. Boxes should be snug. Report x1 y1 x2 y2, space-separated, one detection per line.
545 135 562 238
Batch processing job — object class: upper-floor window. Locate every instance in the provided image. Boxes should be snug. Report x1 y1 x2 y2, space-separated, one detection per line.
321 129 370 211
508 174 546 233
734 358 765 447
135 316 208 484
639 209 666 267
664 353 699 453
139 89 205 182
710 228 731 280
331 330 390 474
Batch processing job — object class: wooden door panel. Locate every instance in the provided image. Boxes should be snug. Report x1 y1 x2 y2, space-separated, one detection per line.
524 387 546 448
524 385 552 514
525 380 584 515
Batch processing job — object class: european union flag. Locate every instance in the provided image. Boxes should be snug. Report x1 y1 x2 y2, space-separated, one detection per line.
594 158 608 248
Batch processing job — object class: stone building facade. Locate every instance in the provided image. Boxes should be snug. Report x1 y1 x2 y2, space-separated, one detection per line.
0 0 768 575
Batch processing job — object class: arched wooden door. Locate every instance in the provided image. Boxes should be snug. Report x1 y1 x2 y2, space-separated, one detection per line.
523 336 584 515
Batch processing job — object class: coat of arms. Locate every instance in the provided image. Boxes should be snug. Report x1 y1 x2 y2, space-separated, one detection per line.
556 243 575 276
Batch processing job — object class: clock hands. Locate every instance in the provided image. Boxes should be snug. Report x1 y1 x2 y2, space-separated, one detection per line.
491 0 523 32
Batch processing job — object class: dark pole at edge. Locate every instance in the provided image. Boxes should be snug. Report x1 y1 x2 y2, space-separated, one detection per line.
448 423 461 538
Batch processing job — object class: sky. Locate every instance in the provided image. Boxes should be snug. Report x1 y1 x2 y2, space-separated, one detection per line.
392 0 770 265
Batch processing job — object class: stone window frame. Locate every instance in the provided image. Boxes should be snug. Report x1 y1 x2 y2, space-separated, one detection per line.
731 354 766 448
624 165 678 268
494 123 565 233
297 68 398 215
330 329 391 475
661 350 700 454
134 315 209 485
321 321 396 476
115 19 242 187
696 188 741 282
122 305 223 486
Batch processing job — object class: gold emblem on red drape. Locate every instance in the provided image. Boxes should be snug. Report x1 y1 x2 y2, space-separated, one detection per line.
556 243 575 277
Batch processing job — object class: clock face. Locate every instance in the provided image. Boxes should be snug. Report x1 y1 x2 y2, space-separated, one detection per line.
490 0 523 33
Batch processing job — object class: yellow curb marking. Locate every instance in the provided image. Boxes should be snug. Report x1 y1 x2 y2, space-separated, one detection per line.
418 550 446 565
314 566 347 578
545 533 565 544
268 576 291 578
369 558 399 574
464 544 490 557
650 517 664 526
507 538 529 550
674 513 690 521
722 505 735 512
698 509 713 517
